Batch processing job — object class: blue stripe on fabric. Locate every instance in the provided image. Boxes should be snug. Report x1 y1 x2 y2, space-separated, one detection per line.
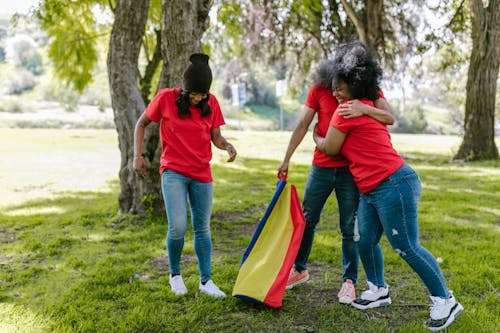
234 294 268 307
240 180 287 265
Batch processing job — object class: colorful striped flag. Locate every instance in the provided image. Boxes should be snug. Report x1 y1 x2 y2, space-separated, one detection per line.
232 179 306 308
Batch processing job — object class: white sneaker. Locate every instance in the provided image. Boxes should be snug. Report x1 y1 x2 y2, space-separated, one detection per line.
351 281 391 310
425 294 464 331
169 274 187 296
199 279 226 298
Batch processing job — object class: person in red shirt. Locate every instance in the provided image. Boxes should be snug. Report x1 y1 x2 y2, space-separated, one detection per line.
278 58 394 304
133 53 236 298
314 41 463 331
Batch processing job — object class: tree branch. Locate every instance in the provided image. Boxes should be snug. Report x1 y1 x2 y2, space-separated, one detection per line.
339 0 367 43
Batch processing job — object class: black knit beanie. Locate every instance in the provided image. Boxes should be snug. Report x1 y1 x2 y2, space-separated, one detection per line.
183 53 213 93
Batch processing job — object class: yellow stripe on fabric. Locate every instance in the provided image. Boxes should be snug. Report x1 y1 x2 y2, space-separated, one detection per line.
233 184 295 299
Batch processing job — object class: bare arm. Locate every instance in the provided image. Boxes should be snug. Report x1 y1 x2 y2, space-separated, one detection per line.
337 98 395 125
133 112 152 177
313 124 346 156
278 106 316 178
211 127 237 162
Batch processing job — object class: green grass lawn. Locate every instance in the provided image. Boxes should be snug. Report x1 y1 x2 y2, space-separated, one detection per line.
0 129 499 332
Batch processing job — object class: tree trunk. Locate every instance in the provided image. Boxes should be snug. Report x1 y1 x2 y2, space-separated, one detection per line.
339 0 384 59
108 0 163 215
364 0 384 58
159 0 211 88
107 0 212 215
455 0 499 161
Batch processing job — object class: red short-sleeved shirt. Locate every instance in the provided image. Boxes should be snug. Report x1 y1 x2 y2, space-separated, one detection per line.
306 85 386 168
330 99 404 193
305 84 347 168
145 88 225 182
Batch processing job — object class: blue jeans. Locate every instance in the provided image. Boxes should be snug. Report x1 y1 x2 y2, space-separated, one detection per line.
357 164 450 298
161 169 213 283
294 165 360 283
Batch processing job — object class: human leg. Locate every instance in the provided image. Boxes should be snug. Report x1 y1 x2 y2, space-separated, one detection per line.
188 179 213 284
162 170 189 276
162 170 189 295
356 194 386 288
375 165 449 297
371 164 463 328
287 166 335 290
352 194 391 309
189 180 226 298
294 166 335 272
334 166 360 284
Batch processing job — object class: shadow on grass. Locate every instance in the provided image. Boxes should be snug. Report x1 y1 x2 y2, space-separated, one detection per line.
0 156 498 332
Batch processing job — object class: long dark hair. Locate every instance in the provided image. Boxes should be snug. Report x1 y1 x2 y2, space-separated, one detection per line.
175 89 212 118
332 41 382 101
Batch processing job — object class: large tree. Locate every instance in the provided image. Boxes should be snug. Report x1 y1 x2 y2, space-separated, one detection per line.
109 0 212 214
107 0 152 214
38 0 213 214
455 0 499 160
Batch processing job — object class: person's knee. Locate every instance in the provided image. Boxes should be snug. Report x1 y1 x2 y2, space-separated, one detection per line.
340 223 356 238
357 234 377 248
393 244 419 261
169 225 188 239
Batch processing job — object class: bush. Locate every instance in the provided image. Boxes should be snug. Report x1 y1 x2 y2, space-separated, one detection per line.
5 34 44 75
0 98 23 113
392 102 428 133
2 68 36 94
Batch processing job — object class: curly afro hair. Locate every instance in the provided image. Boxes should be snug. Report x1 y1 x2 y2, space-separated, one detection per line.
312 58 336 90
331 41 382 101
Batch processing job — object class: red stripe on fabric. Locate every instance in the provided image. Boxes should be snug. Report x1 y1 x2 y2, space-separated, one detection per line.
263 185 306 308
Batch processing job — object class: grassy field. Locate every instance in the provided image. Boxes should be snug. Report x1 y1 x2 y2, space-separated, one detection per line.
0 128 499 332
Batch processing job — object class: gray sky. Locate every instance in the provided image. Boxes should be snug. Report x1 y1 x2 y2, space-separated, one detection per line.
1 0 39 17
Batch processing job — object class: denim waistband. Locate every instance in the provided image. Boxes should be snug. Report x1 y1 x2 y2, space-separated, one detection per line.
383 163 416 183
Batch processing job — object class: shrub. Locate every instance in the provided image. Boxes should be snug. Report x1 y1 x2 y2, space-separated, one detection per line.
2 68 36 94
392 102 428 133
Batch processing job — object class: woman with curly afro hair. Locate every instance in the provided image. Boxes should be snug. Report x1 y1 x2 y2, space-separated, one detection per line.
278 47 394 304
314 41 463 331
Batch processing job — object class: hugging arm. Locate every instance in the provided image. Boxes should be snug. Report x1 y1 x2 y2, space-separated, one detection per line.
313 124 346 156
337 98 394 125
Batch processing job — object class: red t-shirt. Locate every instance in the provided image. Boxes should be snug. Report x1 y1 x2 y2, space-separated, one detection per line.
145 88 225 182
305 84 347 167
330 99 404 194
306 85 386 168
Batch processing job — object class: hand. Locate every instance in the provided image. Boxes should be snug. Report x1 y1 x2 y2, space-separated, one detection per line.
312 123 323 144
312 123 326 152
336 99 367 119
226 143 237 162
278 161 289 180
133 156 147 177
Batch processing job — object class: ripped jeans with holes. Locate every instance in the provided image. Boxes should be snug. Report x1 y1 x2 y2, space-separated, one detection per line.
357 163 450 298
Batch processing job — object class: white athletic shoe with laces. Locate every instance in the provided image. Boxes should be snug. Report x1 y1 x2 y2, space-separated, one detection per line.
169 274 188 296
351 281 391 310
425 294 464 331
199 279 226 298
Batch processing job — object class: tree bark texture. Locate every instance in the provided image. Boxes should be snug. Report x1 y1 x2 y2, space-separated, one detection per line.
108 0 162 214
339 0 384 59
455 0 499 160
160 0 211 89
364 0 384 58
107 0 212 215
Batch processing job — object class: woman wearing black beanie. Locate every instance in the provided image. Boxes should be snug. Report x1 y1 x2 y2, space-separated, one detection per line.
133 53 237 298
